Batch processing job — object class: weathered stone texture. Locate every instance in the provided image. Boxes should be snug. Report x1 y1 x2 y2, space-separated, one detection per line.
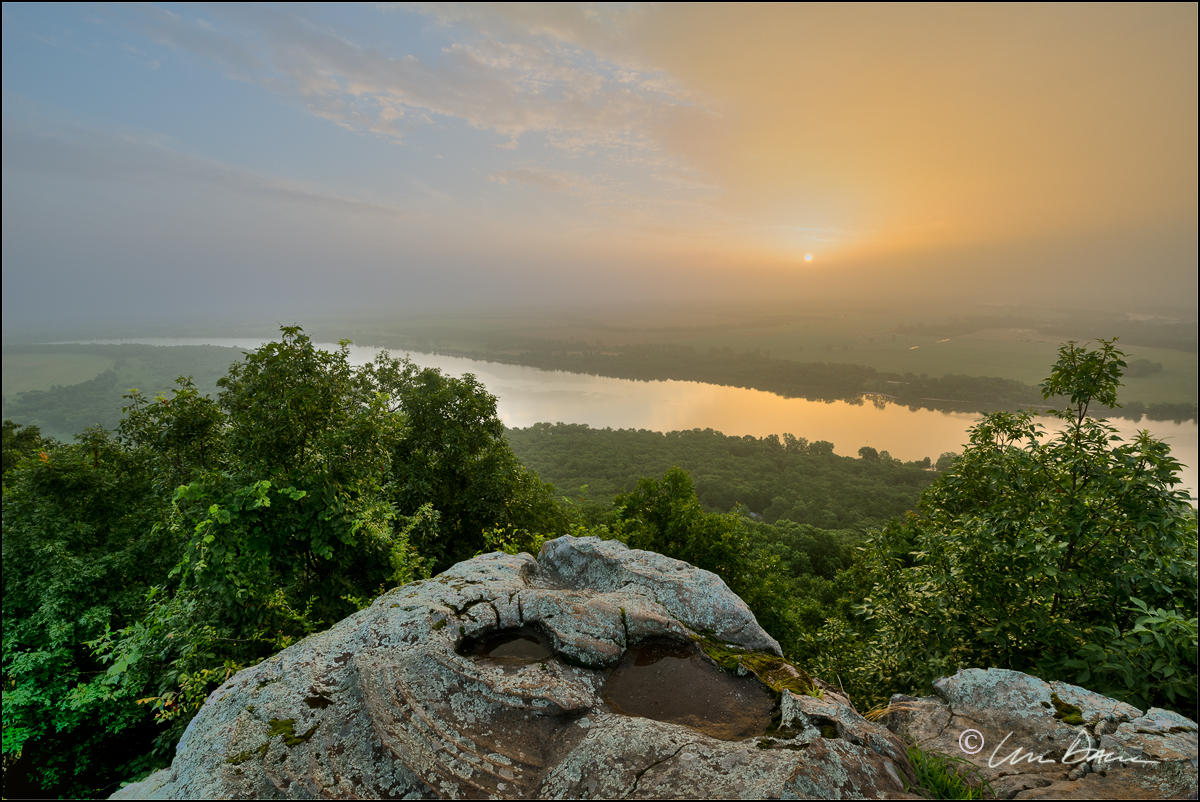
112 537 912 799
885 667 1198 800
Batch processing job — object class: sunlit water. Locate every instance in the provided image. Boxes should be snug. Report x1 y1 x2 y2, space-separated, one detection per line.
66 338 1199 501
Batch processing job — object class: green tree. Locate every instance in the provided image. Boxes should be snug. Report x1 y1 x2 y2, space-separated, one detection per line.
3 427 175 797
118 377 224 491
934 451 958 471
4 328 571 795
362 351 566 570
96 329 414 741
91 329 565 754
855 339 1197 714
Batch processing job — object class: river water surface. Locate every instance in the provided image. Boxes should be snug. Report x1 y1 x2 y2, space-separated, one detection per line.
73 338 1199 501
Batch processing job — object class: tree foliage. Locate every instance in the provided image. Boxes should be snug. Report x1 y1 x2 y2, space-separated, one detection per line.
506 423 936 531
361 353 566 570
852 339 1198 713
3 426 175 797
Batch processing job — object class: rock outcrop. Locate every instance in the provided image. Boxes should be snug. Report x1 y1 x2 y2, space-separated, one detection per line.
885 668 1198 799
113 536 1198 799
113 536 915 799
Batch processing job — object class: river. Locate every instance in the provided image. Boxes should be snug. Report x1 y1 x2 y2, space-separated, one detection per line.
70 338 1199 501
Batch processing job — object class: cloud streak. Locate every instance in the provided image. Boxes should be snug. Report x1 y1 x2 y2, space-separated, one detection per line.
2 118 407 217
131 3 699 152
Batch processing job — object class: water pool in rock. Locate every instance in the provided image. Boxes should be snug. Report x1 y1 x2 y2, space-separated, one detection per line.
602 639 776 740
460 627 553 666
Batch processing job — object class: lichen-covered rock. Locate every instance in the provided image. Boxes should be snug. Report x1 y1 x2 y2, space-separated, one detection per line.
111 536 913 799
885 667 1198 800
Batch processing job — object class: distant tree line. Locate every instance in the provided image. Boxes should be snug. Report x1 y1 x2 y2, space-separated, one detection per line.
2 344 246 440
6 340 1194 448
3 369 127 436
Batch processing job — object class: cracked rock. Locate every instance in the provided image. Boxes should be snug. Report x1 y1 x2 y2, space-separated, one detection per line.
111 536 914 799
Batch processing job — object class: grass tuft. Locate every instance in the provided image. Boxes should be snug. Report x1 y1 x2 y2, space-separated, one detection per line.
904 744 993 800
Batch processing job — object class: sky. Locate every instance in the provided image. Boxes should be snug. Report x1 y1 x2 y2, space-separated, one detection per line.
2 3 1197 329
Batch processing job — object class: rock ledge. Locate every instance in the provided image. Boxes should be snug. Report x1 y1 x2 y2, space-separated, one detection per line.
114 537 914 799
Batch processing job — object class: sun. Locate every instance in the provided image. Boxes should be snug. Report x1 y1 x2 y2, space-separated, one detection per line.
805 254 813 262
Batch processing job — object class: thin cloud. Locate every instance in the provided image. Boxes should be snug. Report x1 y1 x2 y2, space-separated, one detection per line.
1 119 407 217
489 169 577 192
114 4 728 225
131 3 697 150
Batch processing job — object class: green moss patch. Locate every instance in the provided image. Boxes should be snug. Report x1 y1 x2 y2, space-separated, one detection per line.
267 718 320 747
226 744 268 765
1049 693 1085 725
742 653 822 698
688 630 823 698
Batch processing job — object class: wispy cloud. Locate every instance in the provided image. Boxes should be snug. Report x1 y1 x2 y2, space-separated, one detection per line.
489 168 581 192
129 3 698 151
1 118 407 217
111 4 732 228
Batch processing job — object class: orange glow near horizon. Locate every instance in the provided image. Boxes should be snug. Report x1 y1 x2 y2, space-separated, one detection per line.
2 3 1195 313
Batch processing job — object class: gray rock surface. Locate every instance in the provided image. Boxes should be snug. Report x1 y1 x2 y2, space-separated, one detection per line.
884 667 1198 800
112 536 915 799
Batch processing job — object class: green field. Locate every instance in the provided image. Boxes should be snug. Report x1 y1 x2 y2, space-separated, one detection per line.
2 352 115 395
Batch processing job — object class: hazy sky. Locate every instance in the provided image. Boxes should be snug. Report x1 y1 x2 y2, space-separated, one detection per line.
3 3 1196 327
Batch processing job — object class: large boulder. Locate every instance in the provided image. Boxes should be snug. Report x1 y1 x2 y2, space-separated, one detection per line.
112 536 915 799
884 667 1198 799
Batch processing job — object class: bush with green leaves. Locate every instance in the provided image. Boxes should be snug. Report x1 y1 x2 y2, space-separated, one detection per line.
853 339 1197 715
98 329 566 741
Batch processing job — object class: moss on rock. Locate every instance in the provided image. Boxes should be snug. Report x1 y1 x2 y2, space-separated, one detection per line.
267 718 319 747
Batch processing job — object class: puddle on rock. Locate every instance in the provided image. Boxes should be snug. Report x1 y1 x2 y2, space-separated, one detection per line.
602 639 776 740
461 627 553 666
